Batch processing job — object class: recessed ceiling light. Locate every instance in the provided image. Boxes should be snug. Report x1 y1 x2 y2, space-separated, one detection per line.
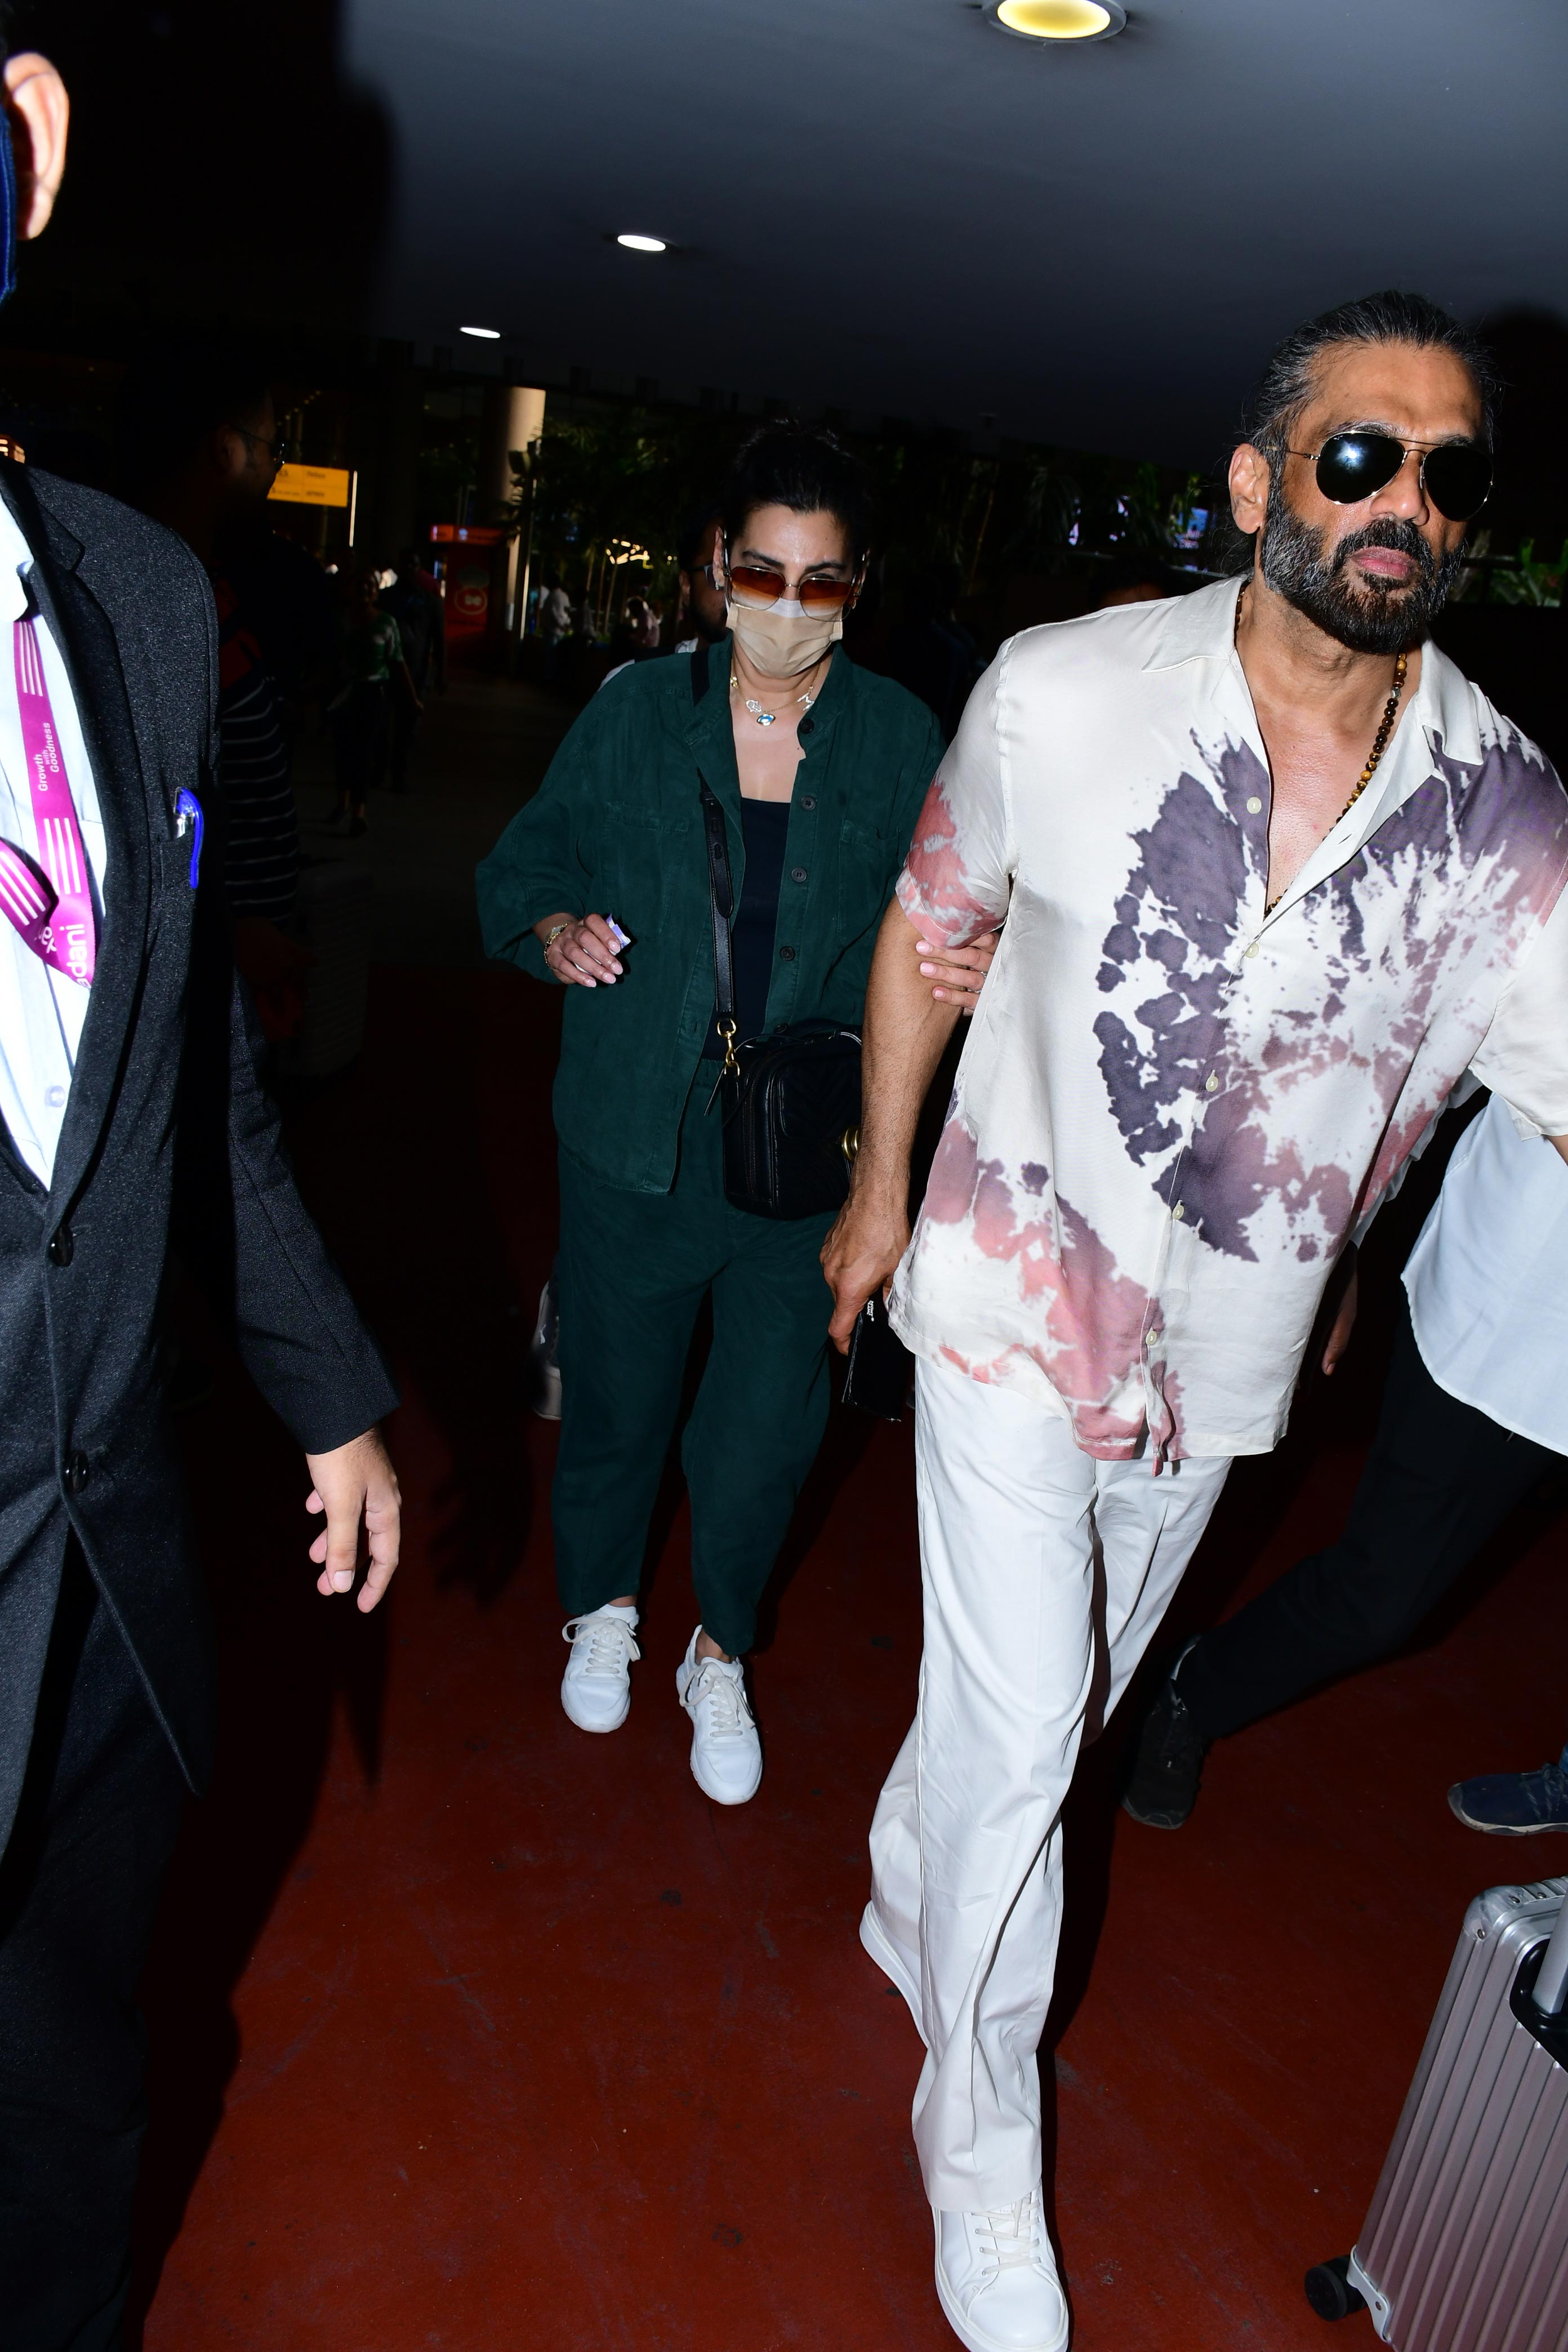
460 324 501 340
616 233 667 253
987 0 1126 39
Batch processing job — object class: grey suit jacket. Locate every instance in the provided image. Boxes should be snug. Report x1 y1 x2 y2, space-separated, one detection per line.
0 462 398 1852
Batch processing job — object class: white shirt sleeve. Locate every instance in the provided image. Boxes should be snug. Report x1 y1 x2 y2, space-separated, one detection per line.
894 649 1013 948
1469 884 1568 1138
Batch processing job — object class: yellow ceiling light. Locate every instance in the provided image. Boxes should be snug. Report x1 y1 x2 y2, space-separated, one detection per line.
990 0 1126 41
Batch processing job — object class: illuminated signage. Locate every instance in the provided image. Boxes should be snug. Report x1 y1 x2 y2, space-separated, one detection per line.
269 464 352 510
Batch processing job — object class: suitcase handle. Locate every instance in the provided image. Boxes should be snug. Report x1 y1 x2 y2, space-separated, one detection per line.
1533 1890 1568 2017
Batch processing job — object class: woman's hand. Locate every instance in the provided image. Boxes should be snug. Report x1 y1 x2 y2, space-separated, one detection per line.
535 912 624 988
917 928 999 1014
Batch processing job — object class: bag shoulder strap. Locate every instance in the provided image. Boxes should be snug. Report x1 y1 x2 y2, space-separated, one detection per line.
697 763 736 1034
692 640 738 1038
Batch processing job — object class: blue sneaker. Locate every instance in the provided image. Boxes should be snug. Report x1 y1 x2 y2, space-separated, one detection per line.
1449 1749 1568 1834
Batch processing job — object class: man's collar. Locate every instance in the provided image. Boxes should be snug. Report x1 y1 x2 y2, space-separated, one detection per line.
1138 574 1243 669
1407 633 1482 768
1139 569 1483 768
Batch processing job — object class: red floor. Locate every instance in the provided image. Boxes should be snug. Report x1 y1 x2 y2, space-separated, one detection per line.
131 967 1568 2349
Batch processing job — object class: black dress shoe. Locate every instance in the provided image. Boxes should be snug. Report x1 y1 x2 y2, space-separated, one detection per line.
1122 1644 1208 1828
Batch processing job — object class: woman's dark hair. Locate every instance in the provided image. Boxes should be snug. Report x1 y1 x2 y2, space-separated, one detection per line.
676 502 723 572
1241 288 1498 456
720 427 873 558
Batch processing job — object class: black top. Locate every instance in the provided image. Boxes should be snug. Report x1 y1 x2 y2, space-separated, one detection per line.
702 797 791 1057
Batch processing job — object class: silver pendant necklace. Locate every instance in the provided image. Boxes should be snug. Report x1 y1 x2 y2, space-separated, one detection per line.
730 667 817 729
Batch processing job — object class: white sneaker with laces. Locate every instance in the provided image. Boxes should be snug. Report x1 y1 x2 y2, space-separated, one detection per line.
675 1628 762 1805
934 2192 1069 2352
560 1605 640 1733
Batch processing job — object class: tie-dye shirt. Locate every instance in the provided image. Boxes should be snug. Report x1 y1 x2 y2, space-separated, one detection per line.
888 577 1568 1462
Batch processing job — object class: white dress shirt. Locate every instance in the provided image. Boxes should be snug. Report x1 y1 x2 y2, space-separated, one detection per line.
889 578 1568 1462
1404 1093 1568 1455
0 501 106 1186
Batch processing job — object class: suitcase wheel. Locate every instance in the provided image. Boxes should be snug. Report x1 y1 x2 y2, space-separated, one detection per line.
1304 2257 1367 2322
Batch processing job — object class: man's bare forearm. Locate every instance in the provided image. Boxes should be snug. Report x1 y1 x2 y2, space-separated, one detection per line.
856 901 964 1205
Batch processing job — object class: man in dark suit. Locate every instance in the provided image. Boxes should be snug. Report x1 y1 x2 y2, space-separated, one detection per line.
0 50 402 2350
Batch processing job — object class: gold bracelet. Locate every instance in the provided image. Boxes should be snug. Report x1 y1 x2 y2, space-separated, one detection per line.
544 921 571 952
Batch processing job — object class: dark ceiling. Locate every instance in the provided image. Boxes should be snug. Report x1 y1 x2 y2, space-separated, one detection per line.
346 0 1568 465
13 1 1568 484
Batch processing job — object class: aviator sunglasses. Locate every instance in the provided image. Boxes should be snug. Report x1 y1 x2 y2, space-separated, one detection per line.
709 547 866 617
1286 430 1492 522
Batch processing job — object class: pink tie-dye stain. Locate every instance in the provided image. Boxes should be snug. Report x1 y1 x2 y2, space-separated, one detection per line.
921 1112 1157 1454
897 774 1003 949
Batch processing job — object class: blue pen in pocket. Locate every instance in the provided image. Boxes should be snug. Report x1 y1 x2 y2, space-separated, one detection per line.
173 789 203 888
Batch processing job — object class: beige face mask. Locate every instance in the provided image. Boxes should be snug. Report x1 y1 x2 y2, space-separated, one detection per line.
727 597 844 680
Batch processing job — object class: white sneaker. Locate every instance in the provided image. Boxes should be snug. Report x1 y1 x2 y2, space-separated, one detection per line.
530 1277 561 1420
560 1606 640 1732
675 1628 762 1805
934 2193 1069 2352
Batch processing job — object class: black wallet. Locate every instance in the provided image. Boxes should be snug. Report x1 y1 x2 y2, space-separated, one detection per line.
842 1292 914 1422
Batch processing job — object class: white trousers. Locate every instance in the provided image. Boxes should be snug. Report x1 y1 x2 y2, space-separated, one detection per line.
867 1357 1233 2211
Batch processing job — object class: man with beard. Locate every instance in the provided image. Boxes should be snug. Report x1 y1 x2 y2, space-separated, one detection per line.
821 289 1568 2352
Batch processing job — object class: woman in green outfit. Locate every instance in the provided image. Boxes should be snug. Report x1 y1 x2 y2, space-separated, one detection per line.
476 430 990 1805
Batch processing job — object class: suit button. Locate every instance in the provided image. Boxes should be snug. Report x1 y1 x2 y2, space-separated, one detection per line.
64 1450 89 1494
47 1225 73 1266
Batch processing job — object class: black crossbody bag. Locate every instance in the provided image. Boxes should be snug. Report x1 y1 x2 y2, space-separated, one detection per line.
693 648 862 1220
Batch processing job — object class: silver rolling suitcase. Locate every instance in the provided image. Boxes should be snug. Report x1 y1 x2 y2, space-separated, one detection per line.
1308 1877 1568 2349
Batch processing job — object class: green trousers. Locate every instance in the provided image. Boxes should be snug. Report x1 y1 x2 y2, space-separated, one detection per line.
553 1085 837 1659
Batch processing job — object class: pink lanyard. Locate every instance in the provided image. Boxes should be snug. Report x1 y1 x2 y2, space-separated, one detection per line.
0 613 96 986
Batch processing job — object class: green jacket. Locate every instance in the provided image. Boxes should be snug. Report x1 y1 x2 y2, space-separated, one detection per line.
476 638 946 1193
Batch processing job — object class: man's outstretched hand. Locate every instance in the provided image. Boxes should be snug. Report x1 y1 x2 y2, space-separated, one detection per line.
304 1426 402 1612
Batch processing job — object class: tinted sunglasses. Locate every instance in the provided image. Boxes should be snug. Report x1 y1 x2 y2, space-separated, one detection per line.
1288 431 1491 522
713 555 864 617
